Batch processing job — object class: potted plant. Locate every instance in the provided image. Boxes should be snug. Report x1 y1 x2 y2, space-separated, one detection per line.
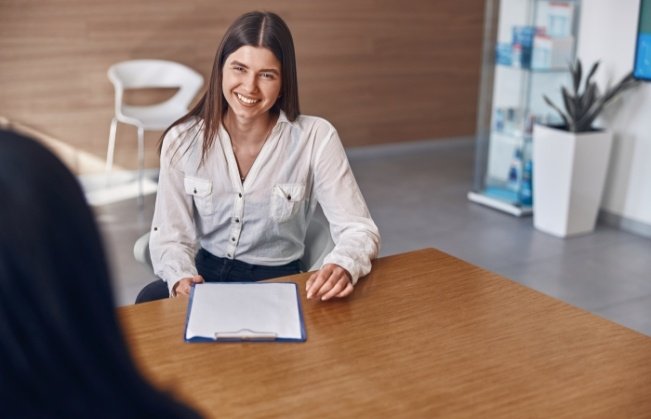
532 59 638 237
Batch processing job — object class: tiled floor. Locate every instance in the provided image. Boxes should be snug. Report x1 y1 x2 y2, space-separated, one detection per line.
95 138 651 336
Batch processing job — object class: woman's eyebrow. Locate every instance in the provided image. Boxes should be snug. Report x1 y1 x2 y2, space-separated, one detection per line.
230 60 249 68
230 60 279 74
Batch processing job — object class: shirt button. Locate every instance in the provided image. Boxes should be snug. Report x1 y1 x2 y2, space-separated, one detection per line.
153 227 158 231
238 193 242 198
287 195 291 200
235 218 240 223
231 237 236 242
227 253 232 258
193 188 197 194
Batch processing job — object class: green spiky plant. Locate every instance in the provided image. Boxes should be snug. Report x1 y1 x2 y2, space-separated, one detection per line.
543 59 638 133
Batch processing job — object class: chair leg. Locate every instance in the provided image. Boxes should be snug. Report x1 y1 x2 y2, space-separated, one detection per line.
105 118 118 186
137 125 145 208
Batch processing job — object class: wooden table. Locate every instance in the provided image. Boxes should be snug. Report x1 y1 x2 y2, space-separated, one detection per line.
119 248 651 418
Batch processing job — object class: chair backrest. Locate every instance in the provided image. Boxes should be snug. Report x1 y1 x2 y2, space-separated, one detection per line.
300 205 335 271
133 231 153 268
133 205 335 274
108 59 203 117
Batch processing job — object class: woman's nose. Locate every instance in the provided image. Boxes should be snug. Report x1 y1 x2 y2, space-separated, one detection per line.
242 73 258 92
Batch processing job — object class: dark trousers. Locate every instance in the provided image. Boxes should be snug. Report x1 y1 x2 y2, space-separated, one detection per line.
135 248 301 304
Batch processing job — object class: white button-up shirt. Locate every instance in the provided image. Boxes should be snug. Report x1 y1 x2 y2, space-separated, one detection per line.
150 111 380 293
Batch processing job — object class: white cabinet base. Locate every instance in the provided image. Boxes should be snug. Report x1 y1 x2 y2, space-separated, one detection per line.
468 191 533 217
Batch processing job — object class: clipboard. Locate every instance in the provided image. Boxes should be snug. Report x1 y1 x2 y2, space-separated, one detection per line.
184 282 307 342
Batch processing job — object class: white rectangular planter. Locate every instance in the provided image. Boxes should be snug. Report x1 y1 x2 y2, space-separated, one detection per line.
532 124 613 238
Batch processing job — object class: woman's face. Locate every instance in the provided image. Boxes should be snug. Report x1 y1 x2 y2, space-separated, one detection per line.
222 45 282 123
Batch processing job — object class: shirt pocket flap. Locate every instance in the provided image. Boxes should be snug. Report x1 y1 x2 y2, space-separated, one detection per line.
184 176 212 197
273 183 305 202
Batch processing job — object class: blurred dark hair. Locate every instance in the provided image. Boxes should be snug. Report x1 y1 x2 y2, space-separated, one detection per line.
0 130 201 418
161 11 300 162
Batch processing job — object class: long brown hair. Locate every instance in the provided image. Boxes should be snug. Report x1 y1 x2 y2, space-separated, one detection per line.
160 11 300 162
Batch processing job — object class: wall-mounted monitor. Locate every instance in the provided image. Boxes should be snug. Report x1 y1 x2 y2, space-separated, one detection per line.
634 0 651 80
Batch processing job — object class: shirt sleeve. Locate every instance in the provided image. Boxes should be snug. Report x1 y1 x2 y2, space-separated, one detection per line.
313 127 380 284
149 126 199 295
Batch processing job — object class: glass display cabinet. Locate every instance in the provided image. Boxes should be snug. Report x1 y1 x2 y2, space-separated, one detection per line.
468 0 581 216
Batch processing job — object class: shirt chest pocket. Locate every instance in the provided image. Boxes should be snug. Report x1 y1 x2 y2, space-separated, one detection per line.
184 176 214 216
270 183 306 223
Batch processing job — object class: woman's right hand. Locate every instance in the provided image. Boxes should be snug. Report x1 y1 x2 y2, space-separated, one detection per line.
172 275 205 296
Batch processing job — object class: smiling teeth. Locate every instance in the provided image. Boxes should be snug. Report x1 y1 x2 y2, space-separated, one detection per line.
237 93 258 104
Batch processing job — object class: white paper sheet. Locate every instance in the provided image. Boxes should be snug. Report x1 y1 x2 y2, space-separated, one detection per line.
185 282 304 341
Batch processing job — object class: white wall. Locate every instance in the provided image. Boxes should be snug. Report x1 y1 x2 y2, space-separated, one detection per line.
577 0 651 226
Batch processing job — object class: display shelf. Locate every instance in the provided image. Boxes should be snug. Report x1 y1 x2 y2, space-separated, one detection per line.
495 62 569 73
469 0 580 216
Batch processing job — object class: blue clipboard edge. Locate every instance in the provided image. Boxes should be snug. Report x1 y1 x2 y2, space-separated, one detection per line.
183 282 307 343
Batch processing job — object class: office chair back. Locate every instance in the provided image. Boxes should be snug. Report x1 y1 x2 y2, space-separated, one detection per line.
300 205 335 271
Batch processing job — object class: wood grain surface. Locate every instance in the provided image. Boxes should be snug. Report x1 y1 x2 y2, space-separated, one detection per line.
0 1 483 170
119 248 651 418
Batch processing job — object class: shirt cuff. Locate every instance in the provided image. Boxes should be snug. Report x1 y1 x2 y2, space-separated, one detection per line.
322 254 362 285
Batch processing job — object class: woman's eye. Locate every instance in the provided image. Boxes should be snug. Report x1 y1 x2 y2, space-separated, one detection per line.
232 66 245 72
260 72 275 79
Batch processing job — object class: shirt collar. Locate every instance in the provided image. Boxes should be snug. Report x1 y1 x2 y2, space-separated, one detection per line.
277 110 298 128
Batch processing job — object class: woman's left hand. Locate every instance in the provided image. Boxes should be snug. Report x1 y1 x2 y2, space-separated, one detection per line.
306 263 353 301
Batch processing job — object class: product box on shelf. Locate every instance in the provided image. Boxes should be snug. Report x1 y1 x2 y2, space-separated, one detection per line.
495 42 512 66
531 35 574 70
511 26 545 68
547 2 575 38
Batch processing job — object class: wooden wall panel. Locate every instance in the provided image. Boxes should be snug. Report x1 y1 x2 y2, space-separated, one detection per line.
0 0 484 171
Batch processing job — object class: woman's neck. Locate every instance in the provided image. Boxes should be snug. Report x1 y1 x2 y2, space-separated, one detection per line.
223 111 275 146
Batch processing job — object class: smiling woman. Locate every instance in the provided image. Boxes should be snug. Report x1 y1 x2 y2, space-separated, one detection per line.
222 45 282 180
137 11 380 305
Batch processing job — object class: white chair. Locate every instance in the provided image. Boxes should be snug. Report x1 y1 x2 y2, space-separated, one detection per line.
106 59 203 203
134 205 335 274
299 205 335 271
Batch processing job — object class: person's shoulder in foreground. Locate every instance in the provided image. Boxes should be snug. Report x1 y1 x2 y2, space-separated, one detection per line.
0 129 202 418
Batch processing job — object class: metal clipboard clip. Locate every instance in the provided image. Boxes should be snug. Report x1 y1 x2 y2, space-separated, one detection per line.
214 329 278 341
